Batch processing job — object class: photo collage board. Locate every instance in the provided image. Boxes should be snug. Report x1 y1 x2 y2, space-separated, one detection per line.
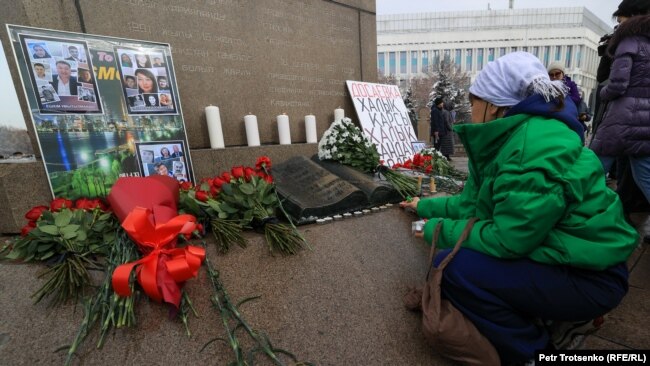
20 35 102 114
7 25 194 199
115 47 177 115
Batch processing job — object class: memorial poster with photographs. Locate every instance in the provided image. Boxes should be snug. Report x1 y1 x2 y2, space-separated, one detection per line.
115 47 177 115
135 141 190 182
7 25 193 199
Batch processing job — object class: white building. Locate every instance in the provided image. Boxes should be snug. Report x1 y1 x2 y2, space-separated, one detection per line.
377 7 613 104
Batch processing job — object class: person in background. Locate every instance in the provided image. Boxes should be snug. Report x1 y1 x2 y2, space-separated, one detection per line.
590 2 650 208
577 89 592 136
400 52 637 364
547 61 581 107
441 100 456 160
592 0 650 239
430 96 452 159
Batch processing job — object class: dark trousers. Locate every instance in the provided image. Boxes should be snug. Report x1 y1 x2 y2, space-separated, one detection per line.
434 248 628 364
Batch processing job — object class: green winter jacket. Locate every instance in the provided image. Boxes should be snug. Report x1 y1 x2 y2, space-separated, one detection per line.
417 113 638 270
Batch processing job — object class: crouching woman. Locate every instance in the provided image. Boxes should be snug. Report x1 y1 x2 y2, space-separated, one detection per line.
401 52 637 364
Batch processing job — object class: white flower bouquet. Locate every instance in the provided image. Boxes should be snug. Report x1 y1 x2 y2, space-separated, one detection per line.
318 117 418 198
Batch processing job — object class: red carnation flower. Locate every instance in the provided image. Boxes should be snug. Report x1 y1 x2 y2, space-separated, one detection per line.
24 205 48 221
255 156 272 171
212 177 227 189
75 198 107 211
244 167 256 182
20 221 37 237
195 190 209 202
263 174 274 184
209 185 220 197
50 198 73 212
425 165 433 174
179 181 193 191
231 166 245 180
221 172 232 183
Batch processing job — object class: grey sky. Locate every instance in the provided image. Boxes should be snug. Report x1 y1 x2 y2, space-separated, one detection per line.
0 39 27 130
376 0 619 27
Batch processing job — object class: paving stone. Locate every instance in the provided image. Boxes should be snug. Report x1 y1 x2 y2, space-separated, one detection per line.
597 287 650 350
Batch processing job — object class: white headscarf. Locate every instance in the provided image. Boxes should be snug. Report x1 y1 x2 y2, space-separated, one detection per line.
469 52 568 107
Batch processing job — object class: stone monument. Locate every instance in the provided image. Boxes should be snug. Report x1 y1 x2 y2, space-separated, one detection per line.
0 0 377 232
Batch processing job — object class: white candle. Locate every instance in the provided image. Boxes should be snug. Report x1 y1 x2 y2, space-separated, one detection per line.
277 113 291 145
244 113 260 147
334 107 344 122
205 105 225 149
305 114 317 143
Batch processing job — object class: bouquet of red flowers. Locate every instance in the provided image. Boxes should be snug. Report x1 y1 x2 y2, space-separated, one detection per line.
3 198 117 306
180 156 308 255
392 148 467 194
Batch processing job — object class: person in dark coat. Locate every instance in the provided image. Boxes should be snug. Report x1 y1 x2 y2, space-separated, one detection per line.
430 96 452 158
591 11 650 203
592 0 650 222
439 100 455 160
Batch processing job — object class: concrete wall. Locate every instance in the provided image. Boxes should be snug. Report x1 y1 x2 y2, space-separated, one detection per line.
0 0 377 233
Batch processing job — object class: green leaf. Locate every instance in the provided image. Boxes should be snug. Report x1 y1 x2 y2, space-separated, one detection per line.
98 212 113 221
39 251 55 260
62 230 78 240
239 182 254 195
221 183 233 195
220 202 239 214
54 210 72 227
39 224 59 235
76 230 87 241
37 243 53 252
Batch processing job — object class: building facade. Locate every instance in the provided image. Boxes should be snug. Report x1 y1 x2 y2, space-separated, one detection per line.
377 7 613 105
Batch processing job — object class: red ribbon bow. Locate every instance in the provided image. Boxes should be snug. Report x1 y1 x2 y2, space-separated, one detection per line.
112 206 205 309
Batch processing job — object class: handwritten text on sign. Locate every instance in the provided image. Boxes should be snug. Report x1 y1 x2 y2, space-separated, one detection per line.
346 81 416 167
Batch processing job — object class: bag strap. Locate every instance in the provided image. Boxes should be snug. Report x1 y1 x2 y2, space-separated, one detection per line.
426 218 478 279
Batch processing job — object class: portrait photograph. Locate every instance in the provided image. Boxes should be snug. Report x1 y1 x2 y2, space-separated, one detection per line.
27 42 52 60
411 141 427 153
19 34 102 115
143 93 159 107
38 84 60 103
78 86 96 102
31 61 52 83
135 140 192 182
62 43 87 63
114 46 177 115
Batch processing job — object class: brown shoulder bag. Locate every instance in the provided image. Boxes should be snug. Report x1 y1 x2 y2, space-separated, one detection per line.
404 218 501 366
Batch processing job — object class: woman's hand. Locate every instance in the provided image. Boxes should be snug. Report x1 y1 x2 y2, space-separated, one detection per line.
399 196 420 212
